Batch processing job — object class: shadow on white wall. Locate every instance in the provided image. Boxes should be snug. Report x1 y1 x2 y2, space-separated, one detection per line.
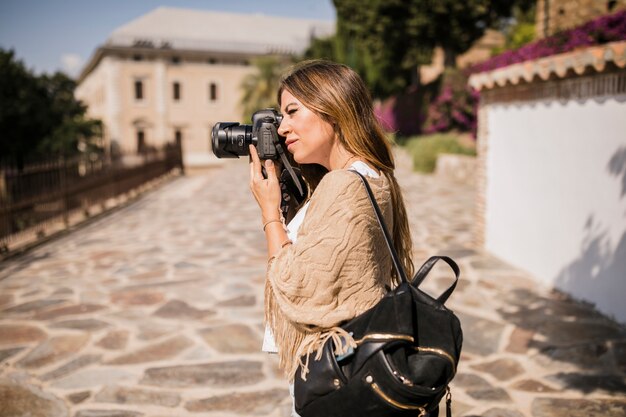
554 146 626 324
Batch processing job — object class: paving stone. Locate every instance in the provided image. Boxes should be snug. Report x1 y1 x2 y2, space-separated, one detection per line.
511 379 559 393
466 387 512 402
107 336 192 365
535 342 613 369
123 277 203 291
0 293 13 308
141 360 265 388
152 299 215 319
0 378 68 417
41 354 102 381
478 279 498 290
470 358 524 381
128 269 167 281
34 303 106 320
506 327 535 353
439 247 477 258
0 324 47 346
470 256 514 270
0 346 25 363
96 330 129 350
216 294 257 307
50 318 110 331
456 312 505 356
95 385 180 407
51 287 74 296
185 388 289 414
483 408 524 417
74 410 143 417
538 296 611 320
546 372 626 394
183 345 214 360
2 299 66 314
450 373 493 389
200 324 261 353
67 390 91 404
51 368 136 389
532 398 626 417
535 321 624 346
17 333 89 369
110 290 165 306
136 321 178 340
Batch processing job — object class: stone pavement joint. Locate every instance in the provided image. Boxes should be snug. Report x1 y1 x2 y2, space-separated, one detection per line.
0 149 625 417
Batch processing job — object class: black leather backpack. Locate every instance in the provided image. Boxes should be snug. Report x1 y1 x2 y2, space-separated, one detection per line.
294 171 463 417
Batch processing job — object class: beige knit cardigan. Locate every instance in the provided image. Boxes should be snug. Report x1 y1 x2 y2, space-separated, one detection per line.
265 169 394 382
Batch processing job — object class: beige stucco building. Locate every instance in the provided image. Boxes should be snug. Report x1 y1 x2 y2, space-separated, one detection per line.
76 7 333 166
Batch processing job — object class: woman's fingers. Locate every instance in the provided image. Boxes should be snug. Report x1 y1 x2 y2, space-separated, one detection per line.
264 159 278 183
249 145 263 180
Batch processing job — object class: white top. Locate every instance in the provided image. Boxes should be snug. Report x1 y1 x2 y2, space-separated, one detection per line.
262 161 381 353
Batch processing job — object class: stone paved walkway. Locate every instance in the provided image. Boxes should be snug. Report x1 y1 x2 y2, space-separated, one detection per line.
1 150 625 417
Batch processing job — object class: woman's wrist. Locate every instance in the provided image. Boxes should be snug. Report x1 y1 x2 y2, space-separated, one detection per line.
262 207 282 224
263 219 282 231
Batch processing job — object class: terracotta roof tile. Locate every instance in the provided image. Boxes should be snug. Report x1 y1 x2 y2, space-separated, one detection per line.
469 41 626 90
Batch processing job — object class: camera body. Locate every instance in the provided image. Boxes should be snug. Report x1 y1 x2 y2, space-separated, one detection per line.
211 108 283 159
211 108 307 209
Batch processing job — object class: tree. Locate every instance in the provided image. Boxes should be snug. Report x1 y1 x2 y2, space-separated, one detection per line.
240 56 289 121
0 49 101 165
37 72 102 155
0 49 50 162
322 0 535 99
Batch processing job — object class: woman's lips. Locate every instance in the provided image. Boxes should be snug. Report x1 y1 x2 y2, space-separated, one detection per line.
286 140 297 150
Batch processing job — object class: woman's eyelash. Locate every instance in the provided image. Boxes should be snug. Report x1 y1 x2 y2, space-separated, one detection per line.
287 108 297 115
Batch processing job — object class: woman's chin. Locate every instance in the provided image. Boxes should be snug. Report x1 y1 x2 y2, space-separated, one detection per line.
291 152 304 164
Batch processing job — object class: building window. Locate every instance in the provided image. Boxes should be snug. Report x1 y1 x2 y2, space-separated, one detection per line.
133 54 143 61
209 82 218 102
134 80 144 100
173 82 181 101
137 129 145 153
171 56 181 64
175 129 182 148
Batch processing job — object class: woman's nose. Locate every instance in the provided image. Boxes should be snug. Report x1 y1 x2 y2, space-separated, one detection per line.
278 118 290 136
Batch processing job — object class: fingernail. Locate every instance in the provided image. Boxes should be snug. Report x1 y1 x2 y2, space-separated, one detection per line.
266 160 273 167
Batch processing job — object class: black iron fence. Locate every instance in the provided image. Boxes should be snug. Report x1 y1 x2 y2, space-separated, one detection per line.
0 144 184 254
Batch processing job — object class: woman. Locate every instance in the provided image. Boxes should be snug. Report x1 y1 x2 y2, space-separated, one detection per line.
249 60 414 413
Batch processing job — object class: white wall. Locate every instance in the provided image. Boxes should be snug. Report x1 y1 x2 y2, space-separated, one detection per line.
485 95 626 323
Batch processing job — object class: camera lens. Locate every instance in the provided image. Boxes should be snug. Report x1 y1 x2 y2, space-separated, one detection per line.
211 122 253 158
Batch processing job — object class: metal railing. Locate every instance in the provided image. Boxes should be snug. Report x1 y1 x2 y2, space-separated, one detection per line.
0 144 184 255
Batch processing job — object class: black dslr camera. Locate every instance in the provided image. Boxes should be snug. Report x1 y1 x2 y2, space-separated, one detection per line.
211 108 307 208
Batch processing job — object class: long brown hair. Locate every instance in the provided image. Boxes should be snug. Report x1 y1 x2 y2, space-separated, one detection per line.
277 59 414 282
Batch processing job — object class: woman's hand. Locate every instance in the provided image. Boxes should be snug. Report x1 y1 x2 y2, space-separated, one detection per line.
249 145 282 222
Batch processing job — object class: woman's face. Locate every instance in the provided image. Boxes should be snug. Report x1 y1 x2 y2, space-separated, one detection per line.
278 89 335 167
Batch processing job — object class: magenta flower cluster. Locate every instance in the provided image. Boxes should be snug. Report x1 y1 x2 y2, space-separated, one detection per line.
423 85 479 138
470 10 626 73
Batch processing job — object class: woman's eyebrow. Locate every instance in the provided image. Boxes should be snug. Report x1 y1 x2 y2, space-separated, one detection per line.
284 102 298 110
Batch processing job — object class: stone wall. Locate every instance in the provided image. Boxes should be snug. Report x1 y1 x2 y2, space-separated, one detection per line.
435 154 477 187
535 0 626 38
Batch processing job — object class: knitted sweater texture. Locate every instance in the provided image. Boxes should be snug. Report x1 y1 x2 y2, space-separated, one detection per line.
265 169 394 381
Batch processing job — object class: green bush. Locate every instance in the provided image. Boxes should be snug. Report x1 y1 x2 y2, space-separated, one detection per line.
403 133 476 173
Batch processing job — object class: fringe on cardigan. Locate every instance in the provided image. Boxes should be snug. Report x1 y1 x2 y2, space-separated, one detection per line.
264 279 357 382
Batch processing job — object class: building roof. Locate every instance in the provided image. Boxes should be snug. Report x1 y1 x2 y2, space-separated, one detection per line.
107 7 334 55
469 40 626 90
77 7 334 83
